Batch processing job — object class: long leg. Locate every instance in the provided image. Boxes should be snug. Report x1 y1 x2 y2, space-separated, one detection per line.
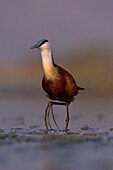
49 101 67 130
65 104 70 130
45 103 50 129
45 101 69 130
47 104 52 130
50 102 60 130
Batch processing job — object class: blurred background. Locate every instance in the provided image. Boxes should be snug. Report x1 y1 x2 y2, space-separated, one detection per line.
0 0 113 96
0 1 113 170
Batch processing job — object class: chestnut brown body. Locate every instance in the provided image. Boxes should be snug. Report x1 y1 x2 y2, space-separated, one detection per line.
42 65 78 105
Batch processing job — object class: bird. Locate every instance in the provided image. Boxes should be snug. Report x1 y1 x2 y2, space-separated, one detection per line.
31 39 85 131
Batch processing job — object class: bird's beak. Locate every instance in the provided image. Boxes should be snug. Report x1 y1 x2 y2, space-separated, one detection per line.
30 43 39 49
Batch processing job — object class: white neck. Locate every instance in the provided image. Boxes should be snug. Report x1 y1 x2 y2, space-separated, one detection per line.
41 48 55 79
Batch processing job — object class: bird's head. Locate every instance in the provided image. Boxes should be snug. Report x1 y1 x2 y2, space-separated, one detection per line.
31 39 51 50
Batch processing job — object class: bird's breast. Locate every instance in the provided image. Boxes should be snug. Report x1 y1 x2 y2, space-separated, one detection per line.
42 65 78 103
42 76 65 98
43 66 61 82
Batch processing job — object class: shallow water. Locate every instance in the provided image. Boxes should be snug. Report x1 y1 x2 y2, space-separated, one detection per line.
0 94 113 170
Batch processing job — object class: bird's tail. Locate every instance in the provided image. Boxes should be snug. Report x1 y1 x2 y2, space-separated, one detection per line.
77 86 85 90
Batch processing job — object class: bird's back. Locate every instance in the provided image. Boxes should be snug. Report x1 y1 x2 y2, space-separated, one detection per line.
42 65 78 104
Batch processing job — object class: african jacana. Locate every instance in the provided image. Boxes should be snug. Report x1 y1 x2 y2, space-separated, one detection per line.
31 39 84 130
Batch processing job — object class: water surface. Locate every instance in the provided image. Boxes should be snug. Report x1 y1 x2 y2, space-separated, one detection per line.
0 94 113 170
